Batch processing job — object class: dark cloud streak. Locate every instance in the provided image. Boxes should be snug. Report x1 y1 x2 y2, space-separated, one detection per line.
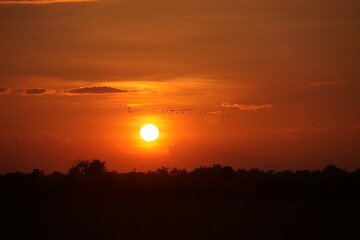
25 88 47 95
0 87 8 93
67 86 129 94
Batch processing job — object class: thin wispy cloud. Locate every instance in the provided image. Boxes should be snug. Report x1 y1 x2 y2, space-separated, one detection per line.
276 127 330 139
221 103 274 111
309 81 347 86
208 111 221 115
25 88 47 95
67 86 129 94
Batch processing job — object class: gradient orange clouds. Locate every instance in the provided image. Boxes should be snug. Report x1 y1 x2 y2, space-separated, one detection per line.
0 0 359 173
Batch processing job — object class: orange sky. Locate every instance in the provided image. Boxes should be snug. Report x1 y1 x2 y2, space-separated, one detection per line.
0 0 359 173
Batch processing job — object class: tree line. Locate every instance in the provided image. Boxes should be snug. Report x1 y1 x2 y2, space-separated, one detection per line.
1 160 360 197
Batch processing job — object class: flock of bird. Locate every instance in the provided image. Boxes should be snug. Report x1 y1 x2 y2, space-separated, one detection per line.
120 105 234 118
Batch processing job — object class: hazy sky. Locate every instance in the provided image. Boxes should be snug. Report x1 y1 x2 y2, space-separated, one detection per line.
0 0 359 173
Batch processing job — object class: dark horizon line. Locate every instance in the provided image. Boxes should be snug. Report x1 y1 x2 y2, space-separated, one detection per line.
2 160 359 176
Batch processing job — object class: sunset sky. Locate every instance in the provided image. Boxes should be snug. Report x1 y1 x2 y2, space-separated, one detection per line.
0 0 359 173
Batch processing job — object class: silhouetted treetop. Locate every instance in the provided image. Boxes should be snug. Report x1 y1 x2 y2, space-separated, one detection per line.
68 159 106 177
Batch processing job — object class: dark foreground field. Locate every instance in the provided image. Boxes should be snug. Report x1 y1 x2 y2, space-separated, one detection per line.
1 197 359 240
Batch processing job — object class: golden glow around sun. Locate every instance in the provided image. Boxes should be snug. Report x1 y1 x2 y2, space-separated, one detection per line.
140 124 159 142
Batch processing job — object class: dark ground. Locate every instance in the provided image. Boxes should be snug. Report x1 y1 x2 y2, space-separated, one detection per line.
1 197 359 240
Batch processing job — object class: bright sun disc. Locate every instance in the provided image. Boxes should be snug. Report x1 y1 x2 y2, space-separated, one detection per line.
140 124 159 142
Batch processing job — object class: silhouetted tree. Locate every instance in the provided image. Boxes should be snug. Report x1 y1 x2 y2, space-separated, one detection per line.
31 169 44 177
68 159 106 177
322 164 347 177
156 167 169 176
353 168 360 180
87 159 107 176
170 168 187 176
221 166 235 179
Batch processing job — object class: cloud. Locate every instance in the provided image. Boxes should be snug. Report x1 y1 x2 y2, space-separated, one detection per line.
0 87 8 94
25 88 47 95
309 81 347 86
0 0 96 4
221 103 274 111
275 127 330 139
208 111 221 115
67 86 129 94
345 125 360 132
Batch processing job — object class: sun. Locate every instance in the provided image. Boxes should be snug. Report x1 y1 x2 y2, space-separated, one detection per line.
140 124 159 142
